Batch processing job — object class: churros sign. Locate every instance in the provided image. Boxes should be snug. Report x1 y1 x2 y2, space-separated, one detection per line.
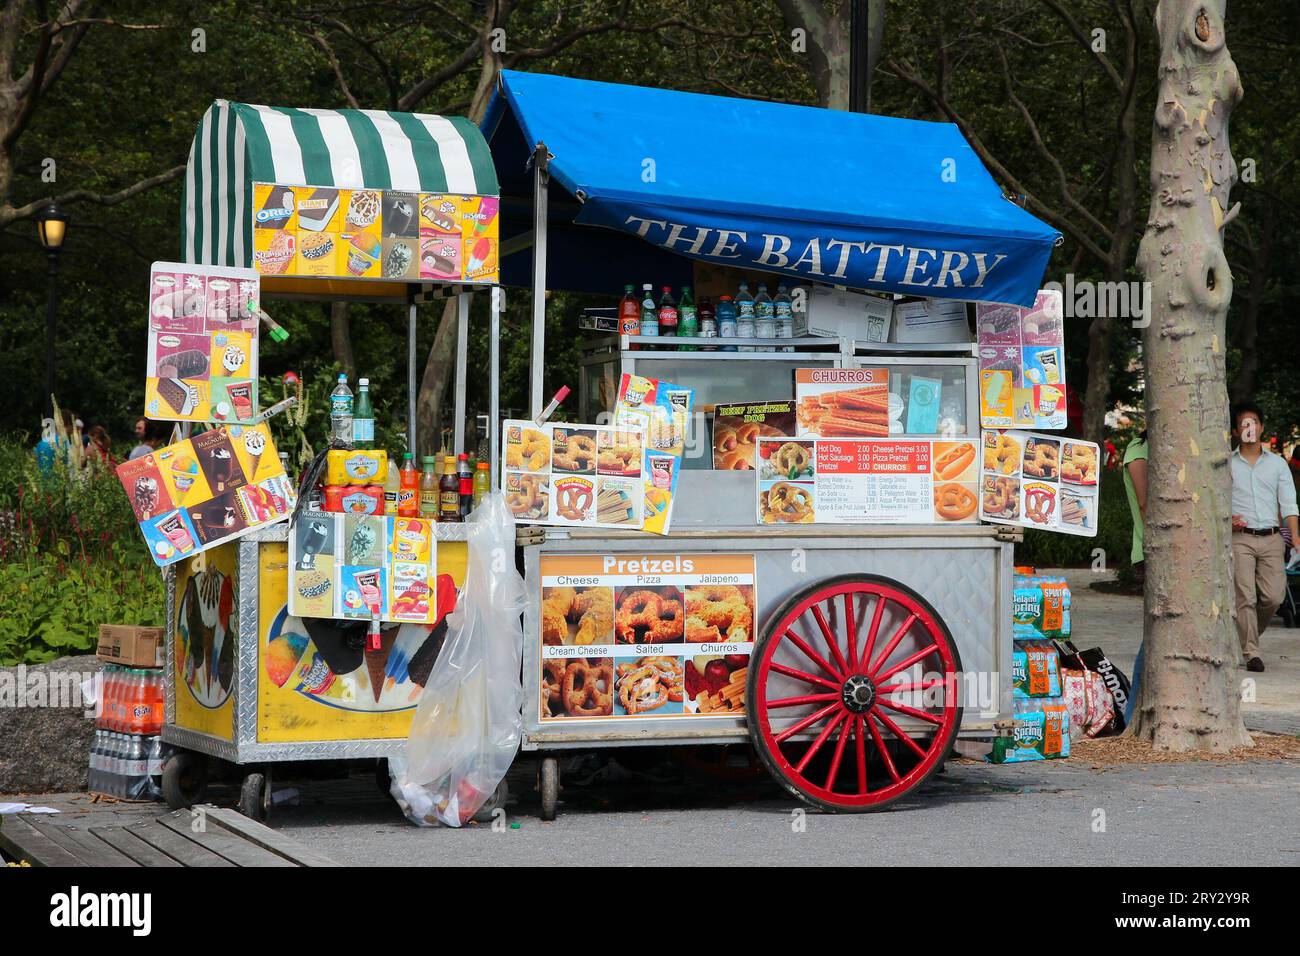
795 367 891 439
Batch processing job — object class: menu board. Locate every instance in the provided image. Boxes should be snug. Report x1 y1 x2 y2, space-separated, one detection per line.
978 430 1099 536
795 368 891 438
754 437 980 525
538 553 756 721
502 421 645 529
251 183 498 284
116 424 293 567
614 374 694 535
712 400 795 470
288 513 438 624
145 262 260 424
976 290 1067 429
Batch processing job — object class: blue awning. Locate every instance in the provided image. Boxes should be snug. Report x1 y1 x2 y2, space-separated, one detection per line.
483 71 1059 306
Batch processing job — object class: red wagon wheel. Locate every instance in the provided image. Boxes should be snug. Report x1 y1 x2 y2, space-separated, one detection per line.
746 574 963 812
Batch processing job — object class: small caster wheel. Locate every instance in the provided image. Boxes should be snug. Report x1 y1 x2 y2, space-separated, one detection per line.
472 780 509 823
540 757 559 821
239 771 271 822
161 751 208 810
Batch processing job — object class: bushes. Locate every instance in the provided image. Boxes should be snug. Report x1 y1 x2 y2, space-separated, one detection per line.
1015 469 1135 570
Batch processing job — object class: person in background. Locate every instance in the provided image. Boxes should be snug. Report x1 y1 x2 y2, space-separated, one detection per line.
1121 429 1149 724
33 409 75 473
134 416 148 443
128 420 167 460
85 425 114 466
1230 402 1299 673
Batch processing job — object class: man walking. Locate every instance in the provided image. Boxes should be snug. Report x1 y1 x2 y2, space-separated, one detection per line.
1230 402 1299 672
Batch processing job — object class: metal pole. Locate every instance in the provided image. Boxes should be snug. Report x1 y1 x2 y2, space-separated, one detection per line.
408 299 418 455
453 292 470 455
44 251 60 416
530 143 550 418
490 287 501 489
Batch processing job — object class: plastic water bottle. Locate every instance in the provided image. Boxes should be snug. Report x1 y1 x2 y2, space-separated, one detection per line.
754 283 775 352
774 283 794 351
639 283 659 339
147 736 164 796
716 295 738 352
88 731 103 793
330 373 354 446
353 378 374 448
735 282 755 352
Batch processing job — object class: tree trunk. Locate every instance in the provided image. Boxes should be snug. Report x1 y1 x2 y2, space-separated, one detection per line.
1131 0 1250 751
775 0 851 108
415 297 459 457
1080 307 1115 444
329 301 355 380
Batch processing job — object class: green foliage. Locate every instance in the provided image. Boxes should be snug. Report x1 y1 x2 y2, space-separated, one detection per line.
1015 469 1134 570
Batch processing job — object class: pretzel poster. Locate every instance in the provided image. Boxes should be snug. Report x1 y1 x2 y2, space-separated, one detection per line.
116 423 293 567
287 512 438 624
976 290 1067 430
502 420 645 529
754 438 980 525
537 553 756 721
145 261 261 424
795 368 891 438
978 430 1099 536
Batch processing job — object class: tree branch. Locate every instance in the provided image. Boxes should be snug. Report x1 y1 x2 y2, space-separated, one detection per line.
1 164 186 230
1037 0 1124 91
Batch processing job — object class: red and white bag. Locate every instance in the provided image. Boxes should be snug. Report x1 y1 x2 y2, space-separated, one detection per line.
1061 668 1115 740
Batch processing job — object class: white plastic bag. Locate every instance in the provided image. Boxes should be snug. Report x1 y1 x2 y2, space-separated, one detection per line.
389 492 525 826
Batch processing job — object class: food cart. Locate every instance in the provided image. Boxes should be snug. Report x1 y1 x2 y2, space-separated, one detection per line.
482 71 1063 814
159 100 503 819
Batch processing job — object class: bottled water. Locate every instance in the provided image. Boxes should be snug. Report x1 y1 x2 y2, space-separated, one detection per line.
330 374 354 446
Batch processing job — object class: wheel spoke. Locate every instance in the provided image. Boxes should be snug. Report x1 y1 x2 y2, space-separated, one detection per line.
843 593 858 671
775 701 841 744
854 715 868 795
810 603 849 676
868 612 918 675
824 713 853 791
783 627 843 682
872 707 930 760
860 595 886 674
795 711 848 774
867 714 900 783
875 698 943 725
874 642 939 684
768 692 840 709
770 661 841 693
875 678 943 696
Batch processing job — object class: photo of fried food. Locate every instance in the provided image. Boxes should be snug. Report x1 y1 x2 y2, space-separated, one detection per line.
982 475 1020 519
760 481 814 523
797 385 889 437
542 656 613 718
505 424 550 473
759 440 814 480
933 441 977 482
505 473 548 519
934 482 978 521
1060 442 1098 485
684 585 753 643
714 420 786 471
596 430 642 477
552 428 597 473
684 654 749 715
1023 437 1059 479
614 586 684 644
615 656 685 715
541 585 614 646
982 432 1021 475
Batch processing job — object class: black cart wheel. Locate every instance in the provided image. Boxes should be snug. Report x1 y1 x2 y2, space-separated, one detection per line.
238 771 271 822
161 751 209 810
746 574 963 813
472 780 510 823
539 757 559 821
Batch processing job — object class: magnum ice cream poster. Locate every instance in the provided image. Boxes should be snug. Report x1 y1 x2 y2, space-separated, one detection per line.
144 261 261 425
116 424 294 567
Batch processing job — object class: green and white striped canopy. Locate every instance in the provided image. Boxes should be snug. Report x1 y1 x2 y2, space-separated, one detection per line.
181 100 498 267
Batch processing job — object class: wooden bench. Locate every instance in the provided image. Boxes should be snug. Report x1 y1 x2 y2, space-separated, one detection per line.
0 806 337 867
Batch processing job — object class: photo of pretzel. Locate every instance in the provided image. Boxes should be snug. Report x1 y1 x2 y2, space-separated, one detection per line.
684 585 753 642
559 658 614 717
542 659 566 712
505 474 548 519
555 482 595 521
797 385 890 437
505 425 550 472
615 588 685 643
542 586 613 646
1060 442 1098 485
1023 439 1059 479
773 441 812 476
761 481 814 523
982 475 1020 519
1024 484 1057 524
983 433 1021 475
934 482 977 521
552 430 598 472
934 442 977 481
616 657 684 715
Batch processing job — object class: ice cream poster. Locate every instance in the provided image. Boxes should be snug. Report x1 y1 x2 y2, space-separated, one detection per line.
614 374 694 536
975 289 1066 430
116 424 294 567
287 513 438 625
144 261 261 425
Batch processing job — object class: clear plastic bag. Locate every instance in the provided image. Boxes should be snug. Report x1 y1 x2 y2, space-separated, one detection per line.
389 492 524 826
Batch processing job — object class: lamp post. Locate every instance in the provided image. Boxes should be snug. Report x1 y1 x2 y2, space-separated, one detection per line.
36 202 68 417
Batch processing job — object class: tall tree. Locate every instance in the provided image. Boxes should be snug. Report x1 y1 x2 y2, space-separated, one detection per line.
1131 0 1249 750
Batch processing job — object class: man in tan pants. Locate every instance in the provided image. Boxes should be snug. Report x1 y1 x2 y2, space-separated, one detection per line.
1230 403 1299 672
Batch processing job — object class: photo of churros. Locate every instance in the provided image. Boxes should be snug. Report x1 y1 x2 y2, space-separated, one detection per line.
595 480 639 526
684 654 748 715
796 384 891 438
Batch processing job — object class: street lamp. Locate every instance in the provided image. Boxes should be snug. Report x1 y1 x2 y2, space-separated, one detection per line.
36 202 68 417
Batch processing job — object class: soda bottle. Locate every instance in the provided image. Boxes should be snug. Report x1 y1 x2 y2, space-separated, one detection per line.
716 295 737 352
127 735 147 799
754 283 775 352
619 284 640 339
439 456 461 523
473 460 490 508
330 374 354 447
384 458 400 515
457 453 473 519
698 296 717 350
419 456 440 520
147 736 164 797
677 286 698 351
735 282 756 352
398 453 419 517
105 665 121 731
108 734 123 798
774 283 794 351
88 730 103 793
353 378 374 448
639 283 659 339
657 286 678 337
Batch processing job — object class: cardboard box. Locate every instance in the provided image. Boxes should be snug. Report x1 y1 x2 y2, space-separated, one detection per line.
794 286 894 340
97 625 163 667
889 298 972 344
